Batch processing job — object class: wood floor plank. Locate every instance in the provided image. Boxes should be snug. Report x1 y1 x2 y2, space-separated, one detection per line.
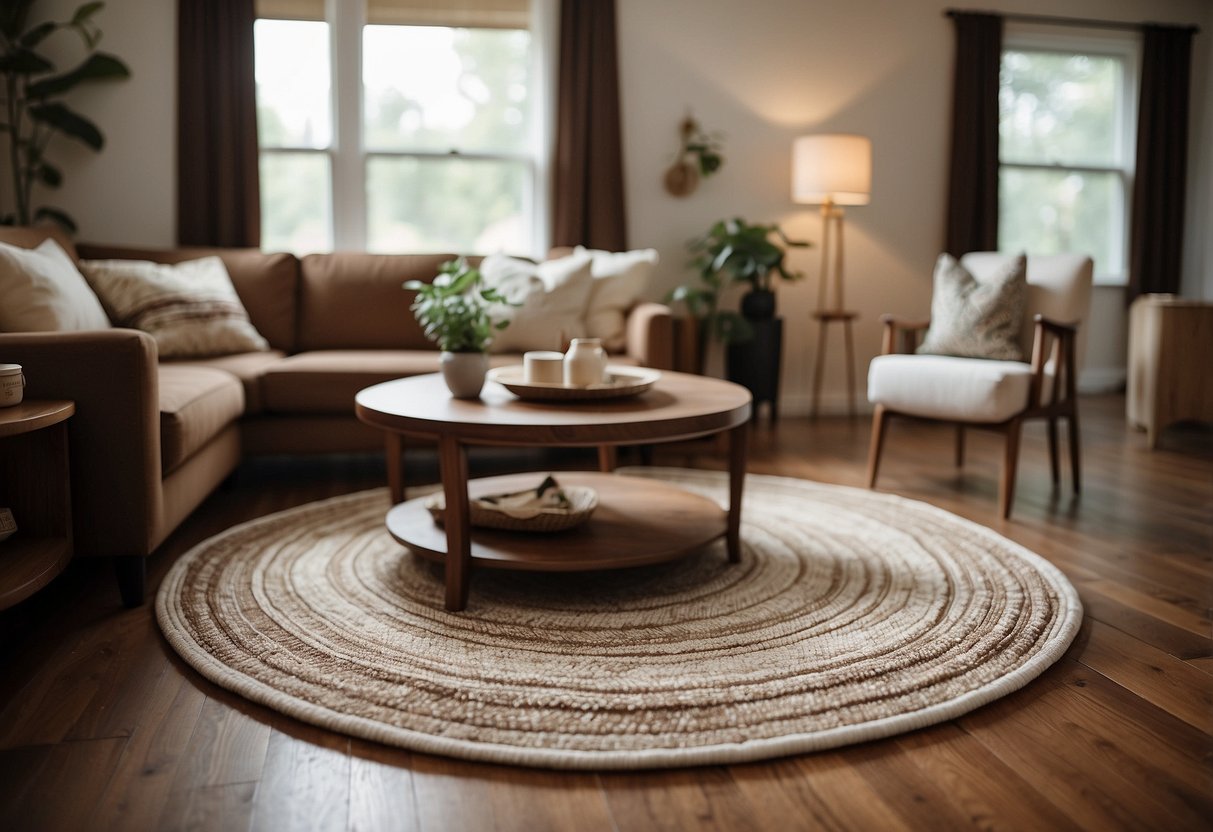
599 767 767 832
166 696 273 792
249 726 351 832
961 659 1213 830
164 782 257 832
91 666 207 832
728 753 914 832
348 740 421 832
0 737 127 831
1078 619 1213 734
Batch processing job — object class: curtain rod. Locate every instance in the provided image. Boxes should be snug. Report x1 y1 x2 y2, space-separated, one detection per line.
944 9 1200 35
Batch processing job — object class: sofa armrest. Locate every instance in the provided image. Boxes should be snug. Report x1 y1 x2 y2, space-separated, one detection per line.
624 302 676 370
0 329 162 559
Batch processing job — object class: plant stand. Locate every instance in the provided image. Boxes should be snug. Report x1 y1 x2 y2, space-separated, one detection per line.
810 310 859 419
727 317 782 424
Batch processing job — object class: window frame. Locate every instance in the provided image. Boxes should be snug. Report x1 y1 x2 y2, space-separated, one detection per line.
255 0 555 257
998 24 1141 286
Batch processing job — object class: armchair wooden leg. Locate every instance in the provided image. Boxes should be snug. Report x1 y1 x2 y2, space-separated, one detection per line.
1047 417 1060 486
867 405 889 488
1068 409 1082 494
1000 419 1023 519
955 426 966 468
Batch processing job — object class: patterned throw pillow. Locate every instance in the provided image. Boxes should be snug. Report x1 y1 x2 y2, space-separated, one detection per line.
917 253 1027 361
80 256 269 358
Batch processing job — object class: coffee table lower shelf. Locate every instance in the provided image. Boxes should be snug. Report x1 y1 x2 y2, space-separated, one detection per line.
387 472 727 572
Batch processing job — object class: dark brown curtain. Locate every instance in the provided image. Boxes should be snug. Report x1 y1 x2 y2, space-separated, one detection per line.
944 12 1002 257
177 0 261 247
552 0 627 251
1128 25 1195 301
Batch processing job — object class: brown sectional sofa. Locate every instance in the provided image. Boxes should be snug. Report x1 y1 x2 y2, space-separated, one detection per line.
0 229 675 606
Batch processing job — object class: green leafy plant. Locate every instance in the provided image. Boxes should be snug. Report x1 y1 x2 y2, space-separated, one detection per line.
404 258 514 353
0 1 131 231
667 218 809 350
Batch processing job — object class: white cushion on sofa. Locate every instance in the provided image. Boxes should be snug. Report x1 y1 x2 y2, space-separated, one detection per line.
575 246 657 350
868 353 1032 423
0 238 110 332
481 252 593 353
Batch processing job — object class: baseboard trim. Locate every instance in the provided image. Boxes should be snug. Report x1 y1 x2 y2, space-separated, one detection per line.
1078 368 1126 395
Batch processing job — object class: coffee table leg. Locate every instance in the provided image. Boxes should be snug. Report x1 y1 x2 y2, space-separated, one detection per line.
727 422 748 563
597 445 617 472
386 432 405 504
439 435 472 611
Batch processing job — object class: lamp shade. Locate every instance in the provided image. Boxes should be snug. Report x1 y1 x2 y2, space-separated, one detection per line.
792 134 872 206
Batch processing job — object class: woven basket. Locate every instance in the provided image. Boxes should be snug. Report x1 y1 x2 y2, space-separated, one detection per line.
425 485 598 533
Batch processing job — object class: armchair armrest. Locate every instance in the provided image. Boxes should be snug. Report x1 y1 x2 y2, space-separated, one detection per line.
625 302 676 370
879 314 931 355
1028 314 1080 409
0 329 162 559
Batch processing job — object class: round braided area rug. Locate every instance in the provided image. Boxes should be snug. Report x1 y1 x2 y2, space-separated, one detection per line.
157 468 1082 769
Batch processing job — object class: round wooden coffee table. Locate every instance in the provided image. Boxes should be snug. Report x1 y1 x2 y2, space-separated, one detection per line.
355 371 752 610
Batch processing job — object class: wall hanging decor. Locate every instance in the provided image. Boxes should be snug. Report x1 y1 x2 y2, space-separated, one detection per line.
663 115 724 198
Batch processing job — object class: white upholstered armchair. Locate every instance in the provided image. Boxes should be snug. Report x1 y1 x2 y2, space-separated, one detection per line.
866 252 1094 518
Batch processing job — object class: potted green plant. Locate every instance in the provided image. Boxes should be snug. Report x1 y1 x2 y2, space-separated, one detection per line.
0 1 131 231
667 218 809 372
404 258 513 398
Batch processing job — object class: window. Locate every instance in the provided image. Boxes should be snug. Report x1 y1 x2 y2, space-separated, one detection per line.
254 0 549 256
998 27 1139 285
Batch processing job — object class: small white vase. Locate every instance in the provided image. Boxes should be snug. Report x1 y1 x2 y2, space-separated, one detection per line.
563 338 607 387
440 351 488 399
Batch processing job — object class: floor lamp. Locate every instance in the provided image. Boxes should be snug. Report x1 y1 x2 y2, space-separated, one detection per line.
792 134 872 417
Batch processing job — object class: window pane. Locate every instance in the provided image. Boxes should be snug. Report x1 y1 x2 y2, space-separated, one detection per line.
363 26 531 153
260 152 333 253
254 19 331 148
1000 50 1121 166
366 156 530 254
999 167 1122 276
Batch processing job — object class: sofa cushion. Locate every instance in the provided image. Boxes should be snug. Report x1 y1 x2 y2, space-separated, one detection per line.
298 253 458 351
0 226 80 260
259 350 518 414
158 365 245 474
76 244 301 352
576 246 658 351
0 238 111 332
81 256 271 359
868 354 1032 423
481 252 594 353
163 350 287 414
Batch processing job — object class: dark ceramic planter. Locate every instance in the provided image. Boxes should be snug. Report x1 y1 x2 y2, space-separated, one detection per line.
740 289 776 320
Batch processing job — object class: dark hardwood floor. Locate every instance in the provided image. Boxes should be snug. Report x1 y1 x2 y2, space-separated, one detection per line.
1 395 1210 831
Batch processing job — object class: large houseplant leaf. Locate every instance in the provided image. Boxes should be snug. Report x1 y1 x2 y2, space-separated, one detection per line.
0 47 54 74
28 102 104 149
26 52 129 98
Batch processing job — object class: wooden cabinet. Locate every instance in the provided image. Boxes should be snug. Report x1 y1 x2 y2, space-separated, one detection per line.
1127 295 1213 448
0 400 74 608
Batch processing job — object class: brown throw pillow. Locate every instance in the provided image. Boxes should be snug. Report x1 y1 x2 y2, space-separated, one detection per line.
917 253 1027 361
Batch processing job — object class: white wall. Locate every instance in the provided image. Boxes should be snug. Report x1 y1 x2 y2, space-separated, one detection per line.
26 0 176 247
16 0 1212 412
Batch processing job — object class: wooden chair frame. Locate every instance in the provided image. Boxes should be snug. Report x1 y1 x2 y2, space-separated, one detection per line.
867 313 1081 518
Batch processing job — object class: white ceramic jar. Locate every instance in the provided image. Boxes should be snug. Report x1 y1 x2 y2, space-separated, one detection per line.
563 338 607 387
0 364 24 407
523 351 565 384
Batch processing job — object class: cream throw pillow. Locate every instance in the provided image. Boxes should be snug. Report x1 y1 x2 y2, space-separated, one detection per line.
0 238 110 332
917 253 1027 362
481 252 593 353
575 246 657 350
81 256 269 358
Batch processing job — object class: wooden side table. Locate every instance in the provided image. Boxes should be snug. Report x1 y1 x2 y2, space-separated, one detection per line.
1127 295 1213 448
0 400 74 609
810 310 859 418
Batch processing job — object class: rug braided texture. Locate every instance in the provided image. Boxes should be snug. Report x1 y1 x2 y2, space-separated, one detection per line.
157 468 1082 769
